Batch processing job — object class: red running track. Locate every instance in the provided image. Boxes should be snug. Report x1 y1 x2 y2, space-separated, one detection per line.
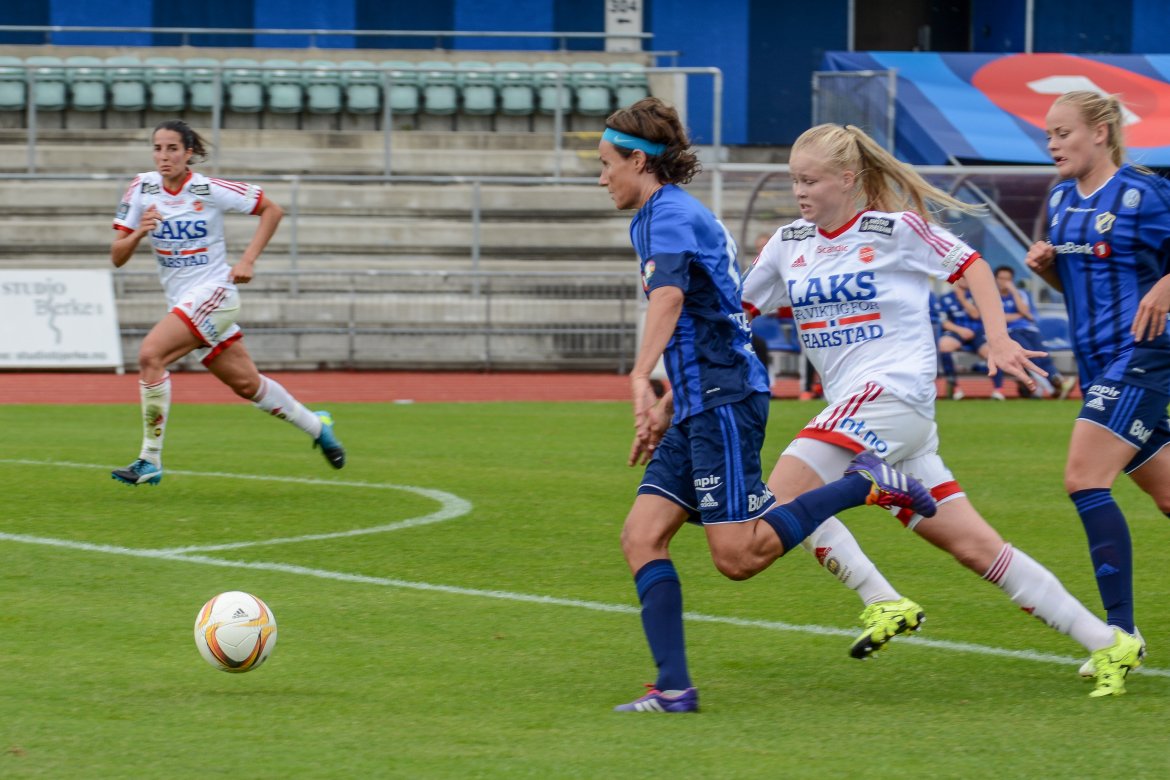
0 371 1038 404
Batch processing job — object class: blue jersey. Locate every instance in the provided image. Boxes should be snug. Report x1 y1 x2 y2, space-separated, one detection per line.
935 290 982 333
1046 164 1170 390
1002 288 1039 333
631 184 769 422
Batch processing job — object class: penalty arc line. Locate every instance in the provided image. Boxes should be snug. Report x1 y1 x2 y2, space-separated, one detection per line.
0 458 474 552
1 530 1166 679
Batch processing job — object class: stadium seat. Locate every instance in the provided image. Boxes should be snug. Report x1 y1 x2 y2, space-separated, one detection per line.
609 62 650 107
381 61 420 115
495 61 534 116
751 314 802 375
340 59 380 114
418 61 457 115
25 55 67 112
144 56 185 113
302 59 342 114
184 57 222 113
457 61 496 115
106 55 147 112
0 55 25 111
65 55 106 112
570 62 612 116
533 62 572 115
262 58 304 114
222 57 263 113
1037 316 1073 353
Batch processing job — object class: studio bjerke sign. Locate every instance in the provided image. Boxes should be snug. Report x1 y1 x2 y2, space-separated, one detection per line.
0 270 123 369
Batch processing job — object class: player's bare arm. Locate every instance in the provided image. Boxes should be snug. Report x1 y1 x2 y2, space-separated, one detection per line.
1132 273 1170 342
111 204 162 268
1025 240 1063 292
964 258 1045 388
229 196 283 284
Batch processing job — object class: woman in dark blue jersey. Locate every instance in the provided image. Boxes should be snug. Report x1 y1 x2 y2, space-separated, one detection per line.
1026 90 1170 675
600 98 936 713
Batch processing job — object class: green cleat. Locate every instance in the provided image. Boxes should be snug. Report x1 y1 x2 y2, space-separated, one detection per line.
1080 626 1144 678
850 597 925 659
1089 629 1144 698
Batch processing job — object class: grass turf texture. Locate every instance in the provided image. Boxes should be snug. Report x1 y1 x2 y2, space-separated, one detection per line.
1 399 1169 778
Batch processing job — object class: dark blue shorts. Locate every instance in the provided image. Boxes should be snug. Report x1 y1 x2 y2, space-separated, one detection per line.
940 330 987 353
1077 377 1170 473
638 392 775 525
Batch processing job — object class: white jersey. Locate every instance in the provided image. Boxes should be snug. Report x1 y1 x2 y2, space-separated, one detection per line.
742 210 979 417
113 170 264 308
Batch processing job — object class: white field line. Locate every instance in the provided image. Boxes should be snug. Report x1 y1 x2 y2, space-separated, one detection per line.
1 529 1166 679
0 458 473 552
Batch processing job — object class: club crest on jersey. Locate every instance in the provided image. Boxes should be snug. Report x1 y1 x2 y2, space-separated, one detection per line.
858 246 876 264
781 225 816 241
189 183 211 196
116 202 130 219
1095 211 1116 233
1123 188 1141 209
193 200 204 212
141 182 160 194
858 216 894 236
641 260 655 292
791 254 806 268
1049 190 1064 209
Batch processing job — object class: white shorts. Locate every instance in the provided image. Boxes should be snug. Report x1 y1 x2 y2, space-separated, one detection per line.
779 382 965 529
172 282 243 365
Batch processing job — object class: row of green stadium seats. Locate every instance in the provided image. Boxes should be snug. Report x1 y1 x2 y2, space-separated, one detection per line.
0 55 650 116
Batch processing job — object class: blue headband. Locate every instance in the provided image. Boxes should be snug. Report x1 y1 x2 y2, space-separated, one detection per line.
602 127 667 156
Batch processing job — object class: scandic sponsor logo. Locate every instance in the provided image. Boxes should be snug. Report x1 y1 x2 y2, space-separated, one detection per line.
816 244 849 254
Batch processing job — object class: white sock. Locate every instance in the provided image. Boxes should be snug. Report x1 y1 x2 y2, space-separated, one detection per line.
138 372 171 466
800 516 901 605
984 544 1115 652
252 376 322 438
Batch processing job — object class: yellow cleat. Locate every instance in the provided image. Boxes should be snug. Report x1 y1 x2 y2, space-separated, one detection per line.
1089 629 1144 698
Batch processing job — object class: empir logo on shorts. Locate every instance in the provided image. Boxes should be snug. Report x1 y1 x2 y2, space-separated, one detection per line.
837 416 889 454
1085 383 1120 411
693 474 723 490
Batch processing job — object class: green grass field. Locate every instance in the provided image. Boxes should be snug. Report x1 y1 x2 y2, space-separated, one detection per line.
2 398 1169 778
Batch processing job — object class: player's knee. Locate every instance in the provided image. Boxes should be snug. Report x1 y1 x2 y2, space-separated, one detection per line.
620 523 668 564
709 550 759 581
137 344 166 371
230 376 261 399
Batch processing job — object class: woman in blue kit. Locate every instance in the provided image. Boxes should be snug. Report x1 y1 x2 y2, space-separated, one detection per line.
599 98 936 713
1026 90 1170 680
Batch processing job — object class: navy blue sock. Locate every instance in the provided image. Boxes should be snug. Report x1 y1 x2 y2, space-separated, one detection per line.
940 353 956 381
634 559 690 691
1070 488 1134 633
762 473 872 553
992 370 1005 389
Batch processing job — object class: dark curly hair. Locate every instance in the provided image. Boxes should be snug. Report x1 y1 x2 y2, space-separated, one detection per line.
604 97 701 185
152 119 210 165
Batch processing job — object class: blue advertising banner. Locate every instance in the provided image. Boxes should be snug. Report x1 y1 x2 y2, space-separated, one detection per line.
822 52 1170 166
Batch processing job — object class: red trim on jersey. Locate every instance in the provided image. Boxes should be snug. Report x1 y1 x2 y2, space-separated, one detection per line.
818 211 864 240
202 331 243 366
947 252 980 284
838 312 882 325
249 192 264 215
799 320 828 330
742 301 761 318
113 224 133 234
794 428 866 453
172 307 211 346
775 306 793 318
163 170 193 196
210 177 249 195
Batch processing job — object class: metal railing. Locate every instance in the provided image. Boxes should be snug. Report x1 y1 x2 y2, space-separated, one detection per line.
112 268 641 371
0 25 654 51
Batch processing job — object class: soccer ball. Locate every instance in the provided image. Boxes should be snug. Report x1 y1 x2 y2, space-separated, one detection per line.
193 591 278 673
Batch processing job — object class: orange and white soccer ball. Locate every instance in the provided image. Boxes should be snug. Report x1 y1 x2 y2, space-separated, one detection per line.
193 591 278 673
